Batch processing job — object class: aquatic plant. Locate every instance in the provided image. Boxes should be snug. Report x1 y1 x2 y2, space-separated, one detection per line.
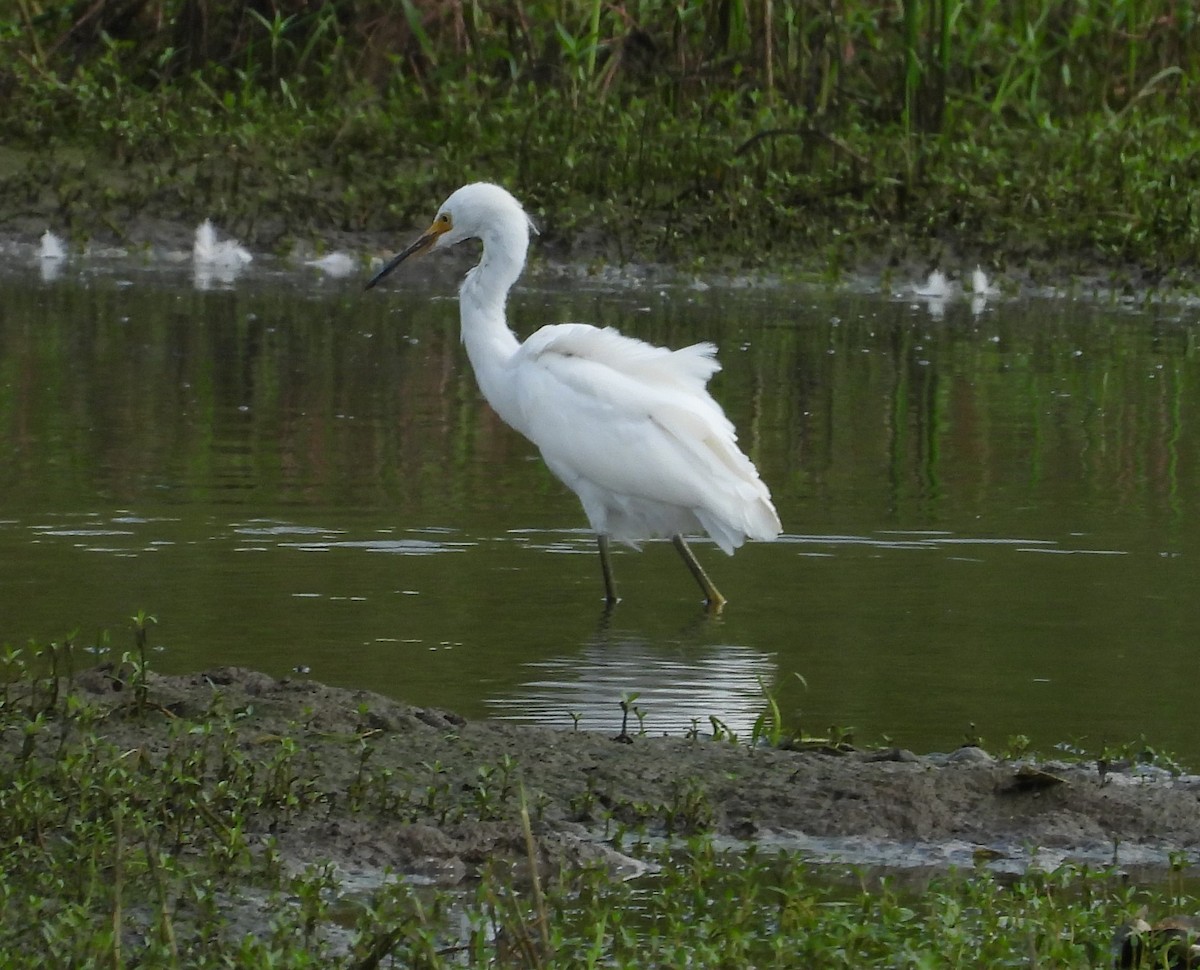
0 2 1196 275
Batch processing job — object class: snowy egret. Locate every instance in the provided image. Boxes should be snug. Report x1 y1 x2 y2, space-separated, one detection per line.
366 183 780 609
39 230 67 283
39 230 67 261
970 266 999 297
305 251 356 278
912 269 952 299
193 220 252 290
193 220 252 267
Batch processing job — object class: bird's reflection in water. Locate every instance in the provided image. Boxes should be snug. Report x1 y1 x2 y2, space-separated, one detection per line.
487 627 778 737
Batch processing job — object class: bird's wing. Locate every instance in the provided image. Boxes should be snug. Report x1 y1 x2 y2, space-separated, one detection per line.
512 324 732 449
509 324 778 544
518 323 722 396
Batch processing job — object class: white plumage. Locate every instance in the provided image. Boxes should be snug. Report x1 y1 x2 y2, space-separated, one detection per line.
39 230 67 260
193 219 252 267
367 182 780 608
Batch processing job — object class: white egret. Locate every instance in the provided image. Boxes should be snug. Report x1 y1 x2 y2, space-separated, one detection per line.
970 265 999 297
305 251 357 278
193 220 252 267
366 183 780 609
39 230 67 261
912 269 952 299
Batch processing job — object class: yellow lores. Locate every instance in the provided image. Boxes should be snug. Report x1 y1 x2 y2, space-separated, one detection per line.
367 183 780 610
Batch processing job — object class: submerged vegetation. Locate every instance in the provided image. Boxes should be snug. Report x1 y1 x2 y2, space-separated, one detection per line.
3 626 1200 966
1 1 1198 277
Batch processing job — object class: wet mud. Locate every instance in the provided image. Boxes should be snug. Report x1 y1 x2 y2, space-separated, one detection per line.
69 666 1200 886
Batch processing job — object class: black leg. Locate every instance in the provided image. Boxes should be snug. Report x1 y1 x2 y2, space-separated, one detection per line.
672 535 727 611
598 534 619 606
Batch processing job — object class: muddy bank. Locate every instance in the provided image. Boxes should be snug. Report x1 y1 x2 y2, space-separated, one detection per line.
2 159 1192 298
62 665 1200 884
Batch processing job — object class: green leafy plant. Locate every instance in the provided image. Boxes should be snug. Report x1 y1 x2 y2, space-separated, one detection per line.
0 1 1196 274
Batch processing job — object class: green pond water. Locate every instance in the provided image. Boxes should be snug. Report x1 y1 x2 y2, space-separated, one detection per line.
2 253 1197 762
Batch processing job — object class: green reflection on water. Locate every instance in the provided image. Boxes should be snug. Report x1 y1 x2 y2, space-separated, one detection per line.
0 265 1197 762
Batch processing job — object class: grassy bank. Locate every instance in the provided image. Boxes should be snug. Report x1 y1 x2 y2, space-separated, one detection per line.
4 629 1200 966
1 1 1198 280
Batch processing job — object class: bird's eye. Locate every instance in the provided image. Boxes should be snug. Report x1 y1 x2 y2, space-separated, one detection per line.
437 213 451 226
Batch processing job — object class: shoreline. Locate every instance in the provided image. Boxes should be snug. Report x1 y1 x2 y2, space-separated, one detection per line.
30 663 1200 881
7 210 1199 306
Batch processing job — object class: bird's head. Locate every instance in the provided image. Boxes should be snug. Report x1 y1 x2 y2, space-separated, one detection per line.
365 183 536 290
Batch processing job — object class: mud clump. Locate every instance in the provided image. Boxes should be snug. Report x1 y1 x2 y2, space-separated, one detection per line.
55 665 1200 882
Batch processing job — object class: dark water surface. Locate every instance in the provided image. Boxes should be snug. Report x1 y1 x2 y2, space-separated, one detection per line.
2 255 1197 761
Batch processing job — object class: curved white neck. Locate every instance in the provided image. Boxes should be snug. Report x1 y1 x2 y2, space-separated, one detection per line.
457 219 530 429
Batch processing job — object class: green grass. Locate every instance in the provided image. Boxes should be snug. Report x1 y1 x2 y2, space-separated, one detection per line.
2 627 1199 967
0 2 1198 279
